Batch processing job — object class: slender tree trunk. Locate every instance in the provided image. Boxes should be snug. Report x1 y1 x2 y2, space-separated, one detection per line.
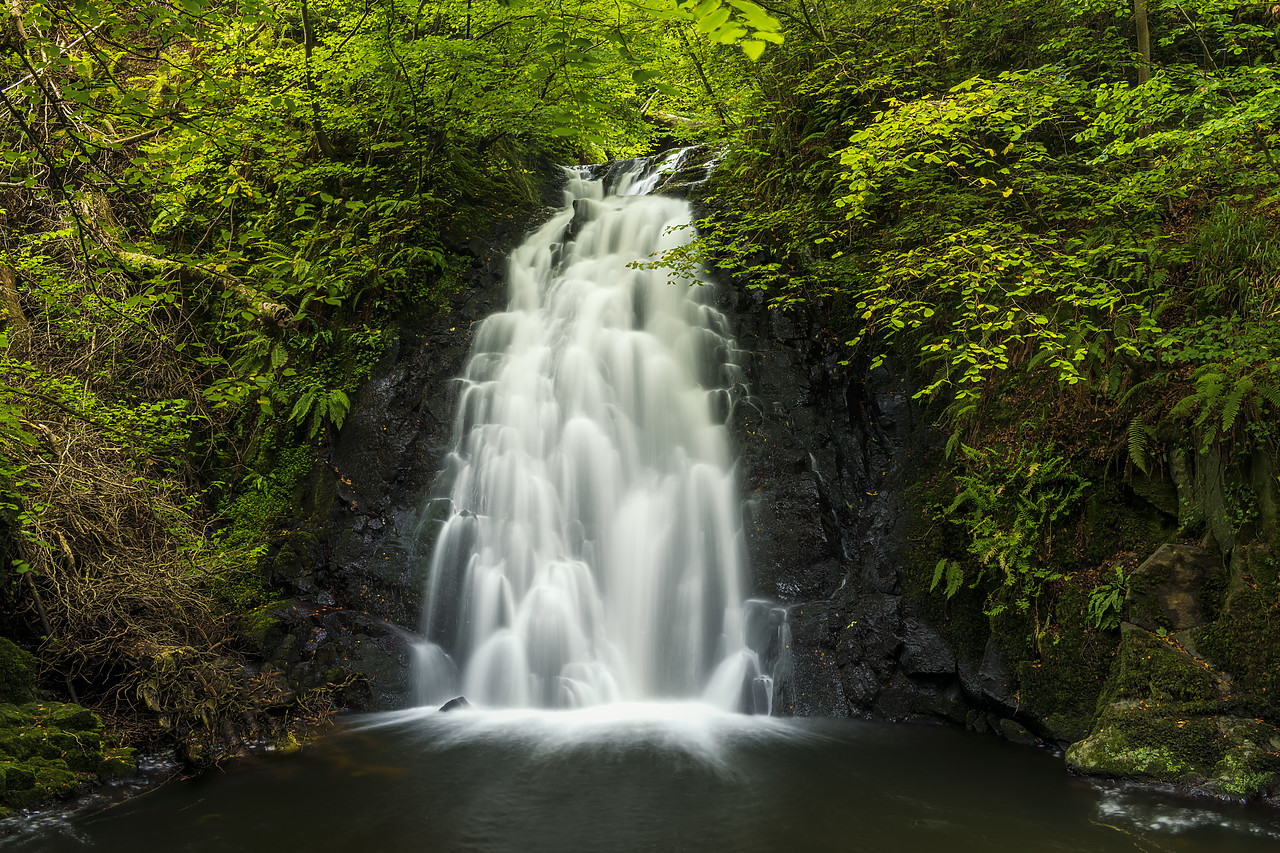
0 263 30 351
1134 0 1151 84
301 0 336 159
678 30 730 130
3 0 27 48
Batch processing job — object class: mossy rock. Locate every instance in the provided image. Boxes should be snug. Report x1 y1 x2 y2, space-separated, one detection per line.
0 701 136 809
1081 478 1178 567
1101 624 1219 706
240 599 296 656
0 703 28 729
1197 544 1280 720
1068 707 1280 799
1125 544 1226 633
98 747 137 780
994 588 1119 744
0 638 37 704
41 703 103 733
1068 621 1280 799
0 760 35 793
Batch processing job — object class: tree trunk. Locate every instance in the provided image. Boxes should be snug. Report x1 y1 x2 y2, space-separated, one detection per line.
301 0 337 159
1134 0 1151 84
0 263 30 350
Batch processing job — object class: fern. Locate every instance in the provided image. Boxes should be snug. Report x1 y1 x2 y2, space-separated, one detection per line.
1168 391 1201 420
930 558 964 599
1127 416 1155 475
1117 375 1166 408
934 443 1088 615
1220 376 1251 433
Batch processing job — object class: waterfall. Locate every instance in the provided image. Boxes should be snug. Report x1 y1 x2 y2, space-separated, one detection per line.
413 151 771 712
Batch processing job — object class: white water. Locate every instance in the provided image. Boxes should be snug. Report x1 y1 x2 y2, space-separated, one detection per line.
414 153 770 711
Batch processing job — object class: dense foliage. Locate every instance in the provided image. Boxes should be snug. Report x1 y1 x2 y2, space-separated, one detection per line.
1 0 1278 788
687 0 1280 621
0 0 779 762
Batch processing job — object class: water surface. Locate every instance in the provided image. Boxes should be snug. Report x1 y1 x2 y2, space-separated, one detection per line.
9 709 1279 852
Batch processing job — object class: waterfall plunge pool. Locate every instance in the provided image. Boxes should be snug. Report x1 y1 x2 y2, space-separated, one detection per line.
6 708 1280 852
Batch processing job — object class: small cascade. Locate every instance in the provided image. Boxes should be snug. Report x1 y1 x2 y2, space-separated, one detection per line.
412 151 781 712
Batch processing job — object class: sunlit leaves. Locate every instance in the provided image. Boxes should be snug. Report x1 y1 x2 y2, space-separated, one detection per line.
676 0 782 58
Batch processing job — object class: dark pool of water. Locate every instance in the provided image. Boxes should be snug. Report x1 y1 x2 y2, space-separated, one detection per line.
4 704 1278 852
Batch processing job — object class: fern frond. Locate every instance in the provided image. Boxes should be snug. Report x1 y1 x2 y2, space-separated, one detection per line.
1254 375 1280 411
1118 375 1166 408
1128 416 1154 475
1169 392 1201 420
1220 377 1252 432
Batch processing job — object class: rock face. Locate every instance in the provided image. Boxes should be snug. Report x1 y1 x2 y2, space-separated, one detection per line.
264 160 567 711
1125 544 1225 633
265 154 1280 805
1066 623 1280 800
709 260 1005 729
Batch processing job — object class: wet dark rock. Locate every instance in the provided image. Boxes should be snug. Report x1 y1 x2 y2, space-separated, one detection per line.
265 161 566 709
1126 543 1225 633
898 617 957 677
775 604 847 717
997 718 1041 746
439 696 470 712
264 602 415 712
958 638 1016 713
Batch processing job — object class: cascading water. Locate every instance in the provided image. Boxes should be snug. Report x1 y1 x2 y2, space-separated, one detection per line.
412 151 774 712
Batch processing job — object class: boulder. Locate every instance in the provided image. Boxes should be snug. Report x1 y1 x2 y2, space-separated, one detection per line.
1125 544 1225 633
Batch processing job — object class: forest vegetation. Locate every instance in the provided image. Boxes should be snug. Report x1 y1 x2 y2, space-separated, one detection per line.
2 0 1279 809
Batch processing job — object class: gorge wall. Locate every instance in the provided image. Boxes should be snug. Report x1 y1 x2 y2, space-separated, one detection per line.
256 153 1280 802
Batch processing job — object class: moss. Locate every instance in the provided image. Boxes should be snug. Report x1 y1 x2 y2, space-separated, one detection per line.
240 599 295 656
996 588 1119 743
1080 478 1177 567
0 703 27 728
98 747 137 780
1068 619 1280 799
43 704 102 733
1101 627 1218 706
0 638 37 704
1069 705 1280 798
0 701 137 809
1196 558 1280 720
901 460 991 664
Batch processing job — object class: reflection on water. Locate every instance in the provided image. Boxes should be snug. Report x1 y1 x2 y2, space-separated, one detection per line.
4 710 1279 852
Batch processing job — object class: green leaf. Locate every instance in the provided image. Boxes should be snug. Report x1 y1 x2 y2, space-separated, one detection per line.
696 7 732 33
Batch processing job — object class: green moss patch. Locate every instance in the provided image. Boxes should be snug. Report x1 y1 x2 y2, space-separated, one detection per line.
1197 549 1280 720
1068 707 1280 799
1067 623 1280 799
996 588 1119 744
0 701 136 811
0 639 37 704
1102 625 1219 706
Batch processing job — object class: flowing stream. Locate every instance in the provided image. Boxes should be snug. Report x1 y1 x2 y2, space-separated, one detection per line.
413 151 772 712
